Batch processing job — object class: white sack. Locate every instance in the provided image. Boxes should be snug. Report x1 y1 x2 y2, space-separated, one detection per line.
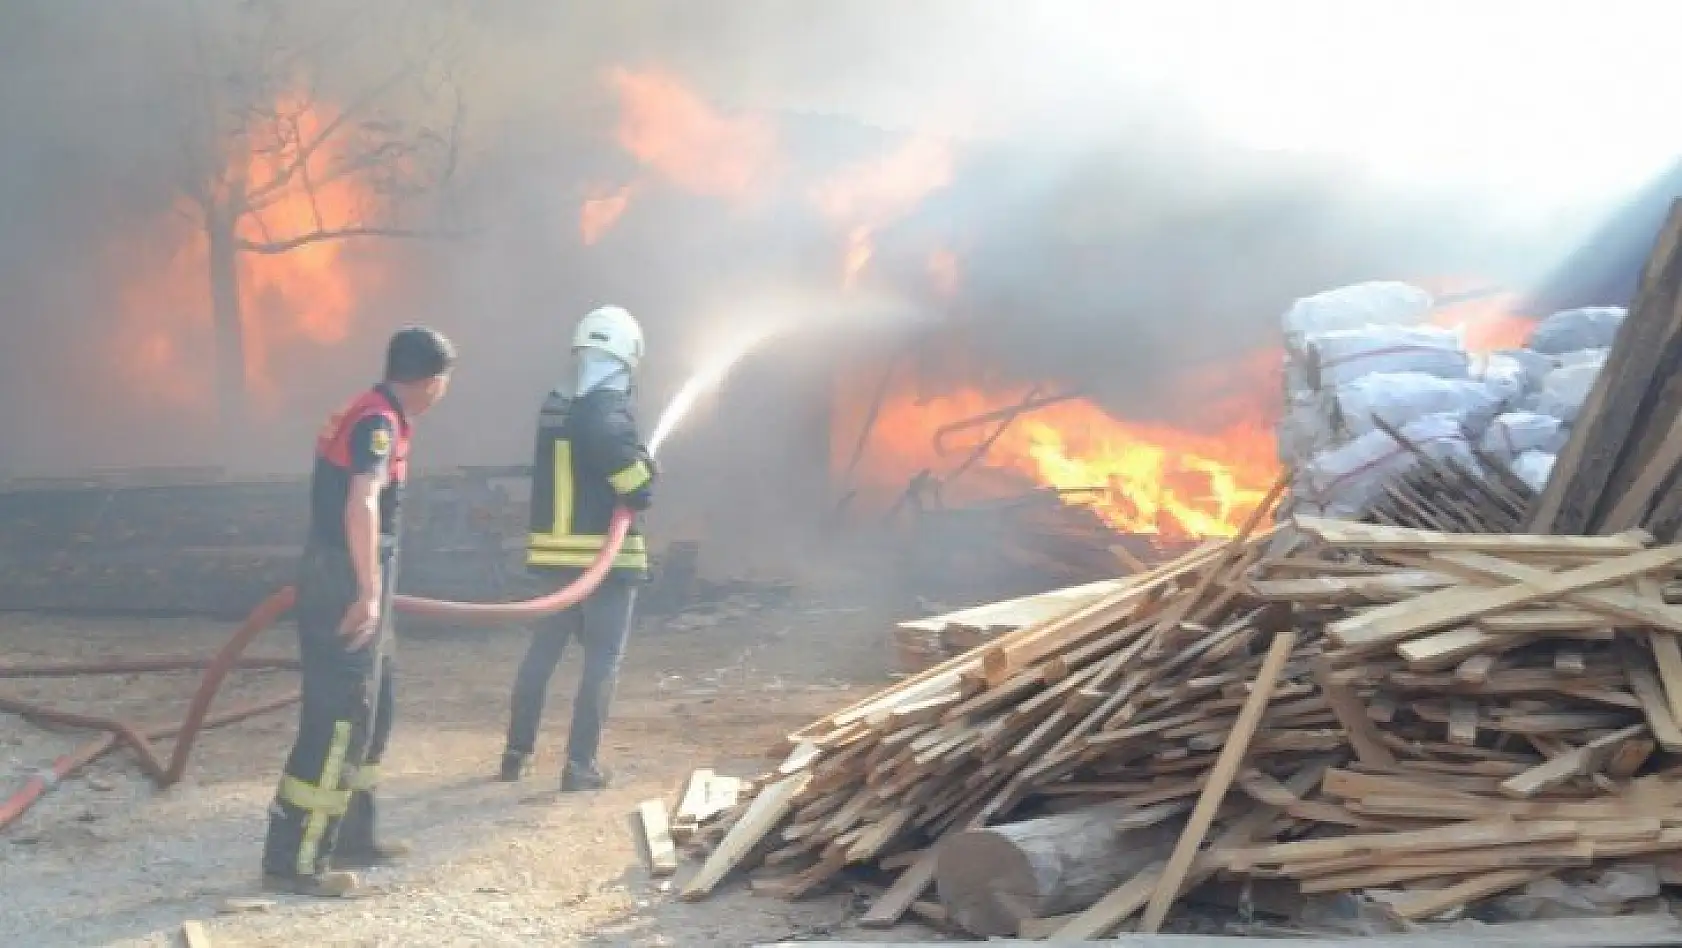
1282 281 1435 340
1304 325 1469 390
1296 413 1475 519
1526 307 1626 356
1512 449 1557 493
1477 412 1565 461
1535 355 1608 423
1331 372 1504 439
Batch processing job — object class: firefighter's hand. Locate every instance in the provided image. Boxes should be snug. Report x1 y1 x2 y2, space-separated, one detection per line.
339 594 381 651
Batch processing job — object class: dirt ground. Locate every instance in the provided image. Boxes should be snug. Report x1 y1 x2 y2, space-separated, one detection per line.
0 589 950 947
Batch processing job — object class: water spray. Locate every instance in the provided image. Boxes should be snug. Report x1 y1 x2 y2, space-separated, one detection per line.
391 326 777 623
648 327 776 456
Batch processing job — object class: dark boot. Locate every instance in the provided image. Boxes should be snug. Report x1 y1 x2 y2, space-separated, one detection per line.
261 869 374 898
331 791 411 870
499 750 533 782
560 759 610 792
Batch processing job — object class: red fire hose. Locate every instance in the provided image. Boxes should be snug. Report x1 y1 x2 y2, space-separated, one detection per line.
0 508 632 831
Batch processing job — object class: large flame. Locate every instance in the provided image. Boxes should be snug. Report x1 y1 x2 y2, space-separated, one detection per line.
111 95 377 416
580 67 780 242
834 343 1282 541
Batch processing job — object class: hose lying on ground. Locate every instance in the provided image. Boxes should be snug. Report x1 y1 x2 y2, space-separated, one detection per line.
0 507 631 831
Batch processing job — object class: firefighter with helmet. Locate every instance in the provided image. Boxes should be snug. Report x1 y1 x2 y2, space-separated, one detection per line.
500 305 656 789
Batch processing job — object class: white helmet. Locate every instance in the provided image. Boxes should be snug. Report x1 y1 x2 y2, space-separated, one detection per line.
573 305 644 370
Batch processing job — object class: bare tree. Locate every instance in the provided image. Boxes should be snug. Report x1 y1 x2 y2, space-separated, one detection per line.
165 0 465 435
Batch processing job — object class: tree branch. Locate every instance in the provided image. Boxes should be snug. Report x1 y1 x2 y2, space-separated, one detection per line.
236 226 456 254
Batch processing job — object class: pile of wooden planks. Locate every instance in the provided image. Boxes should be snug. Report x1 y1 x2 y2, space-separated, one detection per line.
1530 198 1682 539
675 509 1682 938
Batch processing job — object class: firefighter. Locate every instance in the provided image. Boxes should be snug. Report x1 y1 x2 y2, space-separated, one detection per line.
500 305 655 789
261 326 456 897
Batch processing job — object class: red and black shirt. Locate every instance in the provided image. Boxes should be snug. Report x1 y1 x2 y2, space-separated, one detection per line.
307 383 411 549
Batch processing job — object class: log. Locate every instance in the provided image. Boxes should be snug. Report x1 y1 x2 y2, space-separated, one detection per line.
934 804 1181 936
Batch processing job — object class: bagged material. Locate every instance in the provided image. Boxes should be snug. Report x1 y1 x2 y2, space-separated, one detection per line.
1554 347 1611 370
1478 412 1565 461
1535 355 1607 423
1304 325 1469 390
1296 413 1475 519
1330 372 1505 439
1473 352 1530 405
1526 307 1626 355
1282 281 1435 341
1277 392 1335 464
1512 449 1557 493
1494 348 1555 395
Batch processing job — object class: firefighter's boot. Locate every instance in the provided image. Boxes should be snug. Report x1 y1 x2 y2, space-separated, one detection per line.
561 759 610 792
499 750 533 782
332 790 411 869
261 869 374 899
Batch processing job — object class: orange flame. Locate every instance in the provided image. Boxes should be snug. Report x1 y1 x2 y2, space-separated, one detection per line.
835 346 1280 541
1426 290 1536 353
109 95 379 416
580 183 636 245
812 135 954 287
607 67 778 198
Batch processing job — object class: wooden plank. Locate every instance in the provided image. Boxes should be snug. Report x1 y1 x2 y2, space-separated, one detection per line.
1309 656 1398 770
1624 662 1682 752
857 847 938 928
682 772 810 900
1296 516 1651 554
1530 198 1682 533
180 921 213 948
1650 631 1682 726
673 768 715 833
1383 867 1547 921
1139 628 1298 933
1329 545 1682 650
636 799 679 877
1426 550 1682 633
1499 724 1648 798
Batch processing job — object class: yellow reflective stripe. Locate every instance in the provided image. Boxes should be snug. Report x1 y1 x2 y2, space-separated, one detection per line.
347 763 380 792
552 441 574 535
526 533 647 553
296 720 353 875
279 775 352 814
608 460 652 495
527 549 649 569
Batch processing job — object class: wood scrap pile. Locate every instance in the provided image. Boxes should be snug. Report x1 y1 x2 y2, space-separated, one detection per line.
1529 199 1682 540
1362 435 1537 536
675 504 1682 938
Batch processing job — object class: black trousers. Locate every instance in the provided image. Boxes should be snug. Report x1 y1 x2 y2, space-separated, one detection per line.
261 545 397 878
505 571 637 769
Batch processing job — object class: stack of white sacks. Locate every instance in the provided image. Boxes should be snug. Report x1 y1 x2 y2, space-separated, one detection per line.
1279 280 1625 519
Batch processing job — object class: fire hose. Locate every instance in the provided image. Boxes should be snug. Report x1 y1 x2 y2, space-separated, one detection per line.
0 508 632 832
0 328 766 832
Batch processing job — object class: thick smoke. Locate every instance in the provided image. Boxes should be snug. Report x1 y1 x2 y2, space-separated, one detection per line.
0 1 1662 582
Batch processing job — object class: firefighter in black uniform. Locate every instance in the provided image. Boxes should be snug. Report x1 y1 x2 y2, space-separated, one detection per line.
500 305 655 789
261 327 456 897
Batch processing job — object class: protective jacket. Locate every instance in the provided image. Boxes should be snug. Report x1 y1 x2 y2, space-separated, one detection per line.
308 383 411 548
526 387 654 575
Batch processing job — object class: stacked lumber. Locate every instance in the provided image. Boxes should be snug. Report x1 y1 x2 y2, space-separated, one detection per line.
892 576 1135 675
1531 199 1682 538
677 508 1682 938
1363 439 1538 536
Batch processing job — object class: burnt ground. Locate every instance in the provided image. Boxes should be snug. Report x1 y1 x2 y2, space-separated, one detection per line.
0 585 951 947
